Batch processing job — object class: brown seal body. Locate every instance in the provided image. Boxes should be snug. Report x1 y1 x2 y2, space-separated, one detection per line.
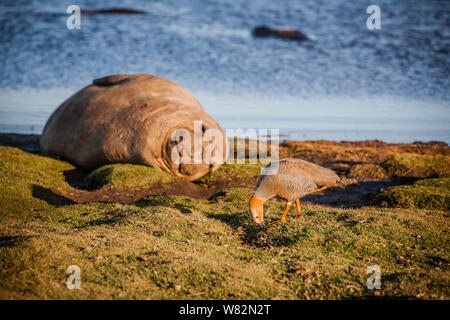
252 25 308 41
80 8 146 15
40 74 227 181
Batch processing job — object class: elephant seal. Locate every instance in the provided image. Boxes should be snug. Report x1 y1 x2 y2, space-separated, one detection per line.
40 74 227 181
252 25 308 41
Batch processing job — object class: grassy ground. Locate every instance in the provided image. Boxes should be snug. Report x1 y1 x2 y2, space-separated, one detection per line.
368 178 450 211
0 141 449 300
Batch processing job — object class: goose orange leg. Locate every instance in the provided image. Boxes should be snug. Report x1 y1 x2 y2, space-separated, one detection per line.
270 202 291 225
308 186 328 195
295 199 303 218
295 187 328 220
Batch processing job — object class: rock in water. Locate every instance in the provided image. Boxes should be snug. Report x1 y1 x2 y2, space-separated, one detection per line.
40 74 227 180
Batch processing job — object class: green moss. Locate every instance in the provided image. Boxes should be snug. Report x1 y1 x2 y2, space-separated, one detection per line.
85 163 176 189
414 177 450 188
195 163 264 188
0 146 75 218
368 178 450 211
348 164 387 178
0 146 74 174
381 154 450 177
209 188 254 203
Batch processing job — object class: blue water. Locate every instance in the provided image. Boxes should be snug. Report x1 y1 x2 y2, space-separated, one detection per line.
0 0 449 142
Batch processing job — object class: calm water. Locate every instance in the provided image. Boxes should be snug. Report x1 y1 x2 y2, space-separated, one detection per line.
0 0 449 142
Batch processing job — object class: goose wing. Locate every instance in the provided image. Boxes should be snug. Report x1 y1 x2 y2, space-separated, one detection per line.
276 158 339 187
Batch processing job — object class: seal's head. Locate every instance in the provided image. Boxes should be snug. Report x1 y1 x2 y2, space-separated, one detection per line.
253 25 272 37
161 119 227 181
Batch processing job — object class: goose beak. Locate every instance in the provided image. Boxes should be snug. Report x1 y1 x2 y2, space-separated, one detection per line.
249 195 265 225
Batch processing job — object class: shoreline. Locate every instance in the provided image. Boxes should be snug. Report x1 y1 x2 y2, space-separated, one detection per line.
1 132 448 209
0 132 447 155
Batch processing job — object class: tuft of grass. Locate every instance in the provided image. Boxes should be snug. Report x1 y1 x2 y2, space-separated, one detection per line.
195 163 264 188
280 140 449 167
0 146 75 219
414 178 450 189
381 154 450 178
368 178 450 211
85 164 176 189
348 164 387 179
209 188 254 203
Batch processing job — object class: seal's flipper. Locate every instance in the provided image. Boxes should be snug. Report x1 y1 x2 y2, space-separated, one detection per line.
93 74 138 86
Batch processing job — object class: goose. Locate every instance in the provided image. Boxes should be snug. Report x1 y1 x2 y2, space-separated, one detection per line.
249 158 340 225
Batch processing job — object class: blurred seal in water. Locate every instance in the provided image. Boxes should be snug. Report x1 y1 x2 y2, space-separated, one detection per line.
252 25 308 41
80 8 146 14
40 74 227 181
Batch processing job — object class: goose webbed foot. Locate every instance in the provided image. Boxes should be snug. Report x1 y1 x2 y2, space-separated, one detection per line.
270 202 291 225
